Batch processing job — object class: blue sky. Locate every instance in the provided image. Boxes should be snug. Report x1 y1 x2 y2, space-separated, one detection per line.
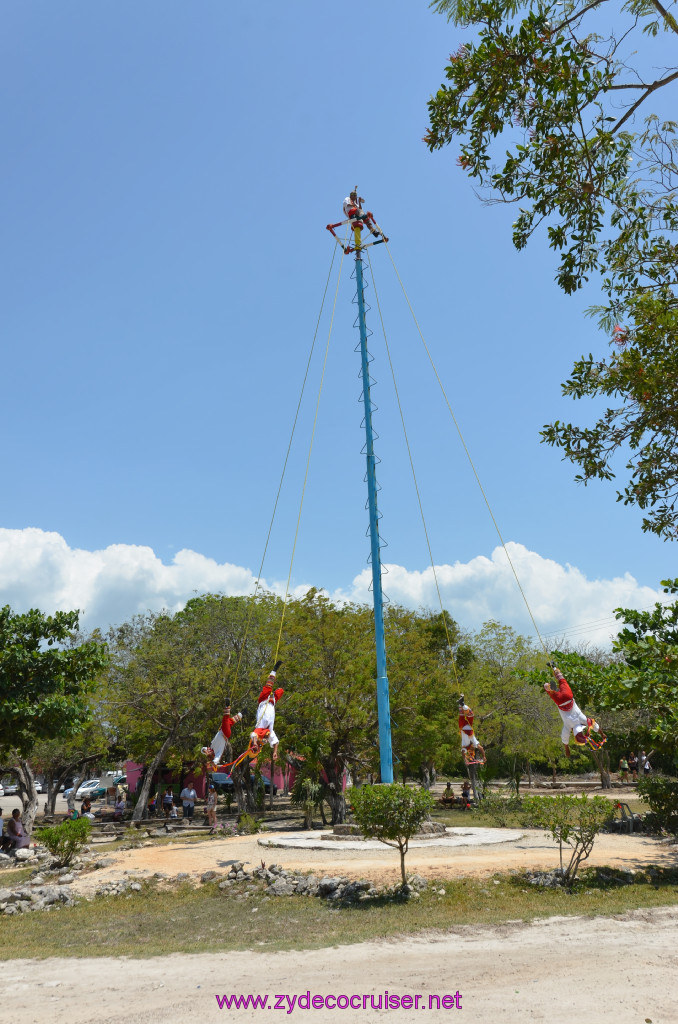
0 1 672 646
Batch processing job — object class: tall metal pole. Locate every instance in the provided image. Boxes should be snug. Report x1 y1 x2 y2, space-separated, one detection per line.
353 224 393 784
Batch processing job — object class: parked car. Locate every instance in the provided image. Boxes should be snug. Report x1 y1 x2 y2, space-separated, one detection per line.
0 784 4 797
63 779 100 801
3 783 18 796
34 781 43 794
210 772 235 794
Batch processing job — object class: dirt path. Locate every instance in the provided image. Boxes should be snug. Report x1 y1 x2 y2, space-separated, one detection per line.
72 828 678 894
5 905 678 1024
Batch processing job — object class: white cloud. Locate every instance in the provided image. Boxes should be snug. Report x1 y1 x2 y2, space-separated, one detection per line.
329 543 665 648
0 529 665 647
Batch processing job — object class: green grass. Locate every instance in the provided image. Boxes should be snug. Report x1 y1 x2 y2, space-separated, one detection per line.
433 796 647 830
1 867 677 960
0 866 35 888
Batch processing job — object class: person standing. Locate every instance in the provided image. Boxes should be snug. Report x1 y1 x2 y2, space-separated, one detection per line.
628 751 638 781
618 756 629 783
162 786 174 819
180 783 197 821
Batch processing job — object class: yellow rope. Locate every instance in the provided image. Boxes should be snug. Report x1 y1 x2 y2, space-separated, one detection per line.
230 244 340 703
384 240 549 656
366 249 461 689
273 240 347 661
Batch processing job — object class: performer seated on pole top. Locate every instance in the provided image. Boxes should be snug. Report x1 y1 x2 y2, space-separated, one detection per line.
250 660 285 758
343 189 383 239
202 700 243 767
458 695 486 765
544 661 606 757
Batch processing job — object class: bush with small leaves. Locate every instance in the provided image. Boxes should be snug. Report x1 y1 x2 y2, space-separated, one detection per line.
36 816 91 867
522 795 614 886
351 784 435 885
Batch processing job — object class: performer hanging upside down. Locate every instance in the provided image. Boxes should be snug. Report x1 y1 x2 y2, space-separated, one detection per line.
249 661 284 758
343 190 383 239
458 695 486 764
202 701 243 767
544 662 606 757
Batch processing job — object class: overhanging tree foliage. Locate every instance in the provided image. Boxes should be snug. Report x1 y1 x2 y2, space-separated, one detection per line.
0 607 107 830
426 0 678 537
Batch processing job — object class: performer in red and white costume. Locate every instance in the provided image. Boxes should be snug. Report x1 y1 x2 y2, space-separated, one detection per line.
343 190 383 239
250 662 284 758
202 701 243 766
544 662 606 757
458 695 486 764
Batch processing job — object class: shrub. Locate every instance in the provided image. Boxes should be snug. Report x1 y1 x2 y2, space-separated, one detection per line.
481 792 522 827
291 777 321 829
35 817 91 867
237 812 264 835
638 774 678 835
351 784 434 885
522 795 614 886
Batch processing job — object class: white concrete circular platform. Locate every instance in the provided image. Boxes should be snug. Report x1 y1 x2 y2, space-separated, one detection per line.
258 827 524 851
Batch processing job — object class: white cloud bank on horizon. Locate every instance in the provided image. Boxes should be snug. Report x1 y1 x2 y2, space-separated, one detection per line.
0 527 666 647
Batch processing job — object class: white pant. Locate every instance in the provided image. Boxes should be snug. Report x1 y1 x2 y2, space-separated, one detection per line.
461 730 480 749
558 702 598 744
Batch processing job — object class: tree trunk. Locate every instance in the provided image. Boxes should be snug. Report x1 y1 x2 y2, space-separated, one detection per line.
325 782 345 824
269 752 274 812
13 760 39 834
467 763 482 804
132 731 177 821
67 769 87 814
399 840 408 885
591 747 611 789
232 760 256 813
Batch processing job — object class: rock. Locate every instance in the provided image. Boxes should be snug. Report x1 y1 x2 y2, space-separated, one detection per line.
102 824 116 833
236 871 245 880
95 858 116 868
0 888 13 903
130 883 142 892
269 878 294 896
408 874 429 891
318 876 348 897
0 852 11 864
201 871 218 883
3 905 18 915
218 880 233 890
176 872 189 881
14 848 34 862
58 874 75 885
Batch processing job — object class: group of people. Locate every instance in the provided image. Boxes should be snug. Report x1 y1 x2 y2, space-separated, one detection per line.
440 781 472 809
618 751 653 782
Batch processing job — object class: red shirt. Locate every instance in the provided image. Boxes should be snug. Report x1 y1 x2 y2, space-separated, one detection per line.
220 714 238 739
459 707 474 735
545 678 574 712
257 684 284 706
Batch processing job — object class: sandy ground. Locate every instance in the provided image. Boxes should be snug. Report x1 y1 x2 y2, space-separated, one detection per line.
4 906 678 1024
4 828 678 1024
69 827 678 893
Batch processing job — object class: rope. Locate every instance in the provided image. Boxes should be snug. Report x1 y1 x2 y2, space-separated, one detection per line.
273 238 347 661
229 243 341 705
384 240 549 657
366 249 461 691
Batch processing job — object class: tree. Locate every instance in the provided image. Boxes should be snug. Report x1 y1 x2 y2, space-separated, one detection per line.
351 783 435 885
426 0 678 537
0 607 107 831
522 794 614 884
104 611 215 821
